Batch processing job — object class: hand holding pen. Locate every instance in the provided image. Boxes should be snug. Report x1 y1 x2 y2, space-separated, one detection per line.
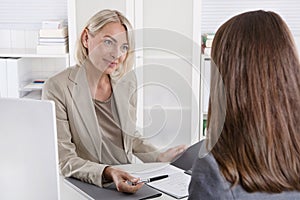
104 166 169 193
103 166 144 193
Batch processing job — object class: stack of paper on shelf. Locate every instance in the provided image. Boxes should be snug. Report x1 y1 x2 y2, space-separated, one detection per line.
37 20 68 54
42 19 64 29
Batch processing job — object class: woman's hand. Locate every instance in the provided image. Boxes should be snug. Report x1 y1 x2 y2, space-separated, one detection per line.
103 166 143 193
157 144 188 162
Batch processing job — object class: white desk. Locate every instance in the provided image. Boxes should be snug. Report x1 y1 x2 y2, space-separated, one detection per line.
59 141 200 200
59 176 188 200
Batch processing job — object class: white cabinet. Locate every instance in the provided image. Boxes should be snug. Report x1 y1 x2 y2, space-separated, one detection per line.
0 49 69 99
68 0 202 148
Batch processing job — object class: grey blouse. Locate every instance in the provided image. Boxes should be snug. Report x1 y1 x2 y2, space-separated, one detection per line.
188 151 300 200
93 95 129 165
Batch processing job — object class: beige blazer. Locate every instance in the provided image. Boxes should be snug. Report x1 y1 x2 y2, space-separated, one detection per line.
42 64 159 187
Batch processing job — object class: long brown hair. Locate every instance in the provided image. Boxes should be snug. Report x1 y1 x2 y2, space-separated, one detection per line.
208 10 300 192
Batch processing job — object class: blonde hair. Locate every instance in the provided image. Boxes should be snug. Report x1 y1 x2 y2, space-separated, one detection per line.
75 9 135 78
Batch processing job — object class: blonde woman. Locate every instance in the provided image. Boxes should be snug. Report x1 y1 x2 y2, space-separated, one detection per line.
43 9 186 193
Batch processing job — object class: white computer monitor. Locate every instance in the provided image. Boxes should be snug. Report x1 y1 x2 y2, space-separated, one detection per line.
0 98 60 200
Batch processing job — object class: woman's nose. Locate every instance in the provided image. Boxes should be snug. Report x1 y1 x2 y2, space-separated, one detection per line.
110 52 116 59
110 46 122 60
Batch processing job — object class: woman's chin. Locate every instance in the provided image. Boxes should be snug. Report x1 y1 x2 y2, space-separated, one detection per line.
105 68 117 75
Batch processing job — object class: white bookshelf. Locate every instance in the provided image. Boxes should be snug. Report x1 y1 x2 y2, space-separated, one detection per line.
0 0 69 100
0 51 69 99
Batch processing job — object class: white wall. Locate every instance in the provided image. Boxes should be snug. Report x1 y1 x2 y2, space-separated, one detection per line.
0 0 67 30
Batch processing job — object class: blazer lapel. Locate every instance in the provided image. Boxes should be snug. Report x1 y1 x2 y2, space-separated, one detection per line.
67 65 102 159
111 71 138 159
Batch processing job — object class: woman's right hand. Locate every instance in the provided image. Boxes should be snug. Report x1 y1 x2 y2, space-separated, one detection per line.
103 166 143 193
157 144 187 162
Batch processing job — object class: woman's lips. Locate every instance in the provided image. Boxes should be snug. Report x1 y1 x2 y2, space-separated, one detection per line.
109 62 117 67
104 59 117 68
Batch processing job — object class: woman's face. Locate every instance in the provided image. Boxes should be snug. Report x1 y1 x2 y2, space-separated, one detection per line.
83 22 129 75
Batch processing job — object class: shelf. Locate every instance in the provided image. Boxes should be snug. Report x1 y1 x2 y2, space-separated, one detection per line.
0 48 69 58
20 80 46 92
22 90 42 100
201 54 211 60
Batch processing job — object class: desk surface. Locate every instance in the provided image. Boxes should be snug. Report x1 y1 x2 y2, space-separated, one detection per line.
59 141 202 200
60 176 187 200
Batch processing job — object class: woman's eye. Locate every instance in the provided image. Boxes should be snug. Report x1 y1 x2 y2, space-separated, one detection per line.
104 39 113 46
121 44 129 52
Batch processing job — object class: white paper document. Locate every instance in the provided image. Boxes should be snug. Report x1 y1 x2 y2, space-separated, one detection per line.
115 163 190 199
147 171 191 199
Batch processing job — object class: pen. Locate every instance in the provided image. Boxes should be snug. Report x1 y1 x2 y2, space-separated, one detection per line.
137 174 169 184
33 80 45 83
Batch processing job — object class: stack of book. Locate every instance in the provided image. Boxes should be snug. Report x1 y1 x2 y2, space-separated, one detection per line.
201 33 215 56
37 20 68 54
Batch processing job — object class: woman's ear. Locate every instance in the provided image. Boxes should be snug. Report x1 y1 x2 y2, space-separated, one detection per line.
82 29 89 48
